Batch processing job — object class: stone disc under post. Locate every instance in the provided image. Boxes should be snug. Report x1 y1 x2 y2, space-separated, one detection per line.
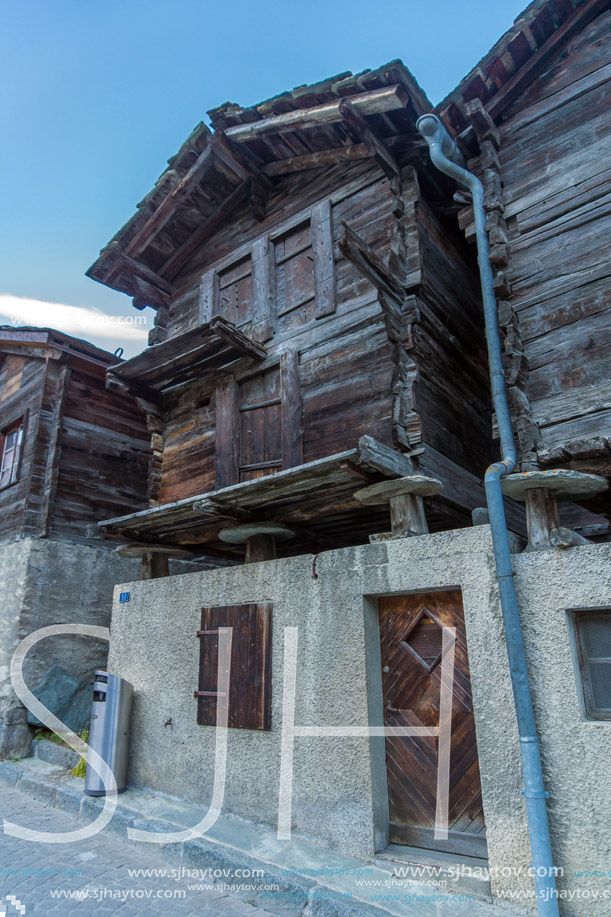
354 474 443 542
218 522 295 563
500 470 608 551
116 543 196 579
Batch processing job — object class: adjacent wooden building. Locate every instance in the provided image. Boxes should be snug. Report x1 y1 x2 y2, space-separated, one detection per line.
0 327 151 543
439 0 611 528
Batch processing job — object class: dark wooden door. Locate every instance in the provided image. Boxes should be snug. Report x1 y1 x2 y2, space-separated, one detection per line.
215 351 302 489
379 590 487 857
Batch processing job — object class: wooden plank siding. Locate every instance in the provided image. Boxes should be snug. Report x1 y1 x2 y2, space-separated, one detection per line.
498 9 611 470
153 159 491 524
0 355 46 539
50 358 151 541
0 342 151 544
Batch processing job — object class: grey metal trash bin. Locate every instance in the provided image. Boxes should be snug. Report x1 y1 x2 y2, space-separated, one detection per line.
84 671 133 796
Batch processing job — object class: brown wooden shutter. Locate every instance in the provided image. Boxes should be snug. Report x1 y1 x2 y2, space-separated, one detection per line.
280 350 303 469
215 376 239 488
195 603 272 730
238 366 282 481
311 199 336 317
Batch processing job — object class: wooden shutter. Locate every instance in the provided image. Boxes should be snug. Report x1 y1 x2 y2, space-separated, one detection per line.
215 376 239 488
217 255 253 327
195 603 272 730
311 199 336 317
238 366 282 482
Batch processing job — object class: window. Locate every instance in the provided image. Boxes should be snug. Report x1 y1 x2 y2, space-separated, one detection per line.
217 254 253 328
198 199 336 342
275 221 317 330
0 421 24 489
195 603 272 730
573 610 611 720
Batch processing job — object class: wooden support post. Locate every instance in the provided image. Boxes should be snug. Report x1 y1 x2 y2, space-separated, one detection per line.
245 534 277 563
524 488 560 551
354 474 443 542
390 493 428 536
141 552 170 579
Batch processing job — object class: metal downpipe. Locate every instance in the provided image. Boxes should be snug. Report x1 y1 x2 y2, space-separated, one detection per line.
416 113 559 916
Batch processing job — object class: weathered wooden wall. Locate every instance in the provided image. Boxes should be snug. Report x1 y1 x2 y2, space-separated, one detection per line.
50 355 152 541
0 346 151 543
0 355 46 539
499 10 611 468
154 157 490 515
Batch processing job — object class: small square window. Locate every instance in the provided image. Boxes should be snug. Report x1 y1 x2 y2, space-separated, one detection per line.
400 608 444 673
0 421 24 489
573 610 611 720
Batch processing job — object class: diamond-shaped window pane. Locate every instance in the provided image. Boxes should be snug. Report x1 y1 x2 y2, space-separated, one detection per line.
401 610 443 672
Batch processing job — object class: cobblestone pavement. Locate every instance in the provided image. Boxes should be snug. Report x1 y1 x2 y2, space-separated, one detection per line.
0 785 276 916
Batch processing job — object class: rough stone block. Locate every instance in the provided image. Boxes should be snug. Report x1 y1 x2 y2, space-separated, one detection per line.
27 664 92 734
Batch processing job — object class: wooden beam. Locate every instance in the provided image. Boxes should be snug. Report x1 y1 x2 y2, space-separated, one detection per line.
225 84 410 142
486 0 609 119
0 343 63 361
106 251 173 295
105 371 160 405
262 144 371 176
124 144 215 258
339 98 400 180
160 180 250 281
357 435 415 477
210 316 267 362
214 131 271 221
339 221 405 304
464 98 500 148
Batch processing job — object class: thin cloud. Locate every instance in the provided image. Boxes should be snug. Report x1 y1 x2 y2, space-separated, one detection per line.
0 293 149 342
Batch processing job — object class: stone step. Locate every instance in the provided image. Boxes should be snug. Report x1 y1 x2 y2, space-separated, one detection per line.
0 756 520 917
375 843 492 901
32 737 81 770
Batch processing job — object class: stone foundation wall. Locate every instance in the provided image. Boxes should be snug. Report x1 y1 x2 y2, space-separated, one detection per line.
0 537 141 758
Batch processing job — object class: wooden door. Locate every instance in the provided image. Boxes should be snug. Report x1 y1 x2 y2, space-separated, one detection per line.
238 366 283 482
379 590 487 857
215 351 302 489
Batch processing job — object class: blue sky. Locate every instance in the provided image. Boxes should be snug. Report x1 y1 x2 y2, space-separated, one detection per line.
0 0 526 356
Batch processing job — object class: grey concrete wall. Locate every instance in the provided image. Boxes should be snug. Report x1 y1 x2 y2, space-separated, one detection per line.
0 537 142 758
513 544 611 915
107 527 611 915
0 539 33 757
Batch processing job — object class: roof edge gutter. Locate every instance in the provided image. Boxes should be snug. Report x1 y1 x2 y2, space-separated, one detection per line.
416 113 559 917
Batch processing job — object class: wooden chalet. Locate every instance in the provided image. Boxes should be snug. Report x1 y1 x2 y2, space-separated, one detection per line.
89 62 503 563
438 0 611 532
0 328 150 544
90 0 610 565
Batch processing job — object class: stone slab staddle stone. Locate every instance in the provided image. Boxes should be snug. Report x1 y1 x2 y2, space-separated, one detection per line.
353 475 444 504
218 522 296 543
500 469 608 502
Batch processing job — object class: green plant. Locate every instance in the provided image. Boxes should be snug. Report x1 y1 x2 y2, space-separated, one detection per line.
71 728 89 778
